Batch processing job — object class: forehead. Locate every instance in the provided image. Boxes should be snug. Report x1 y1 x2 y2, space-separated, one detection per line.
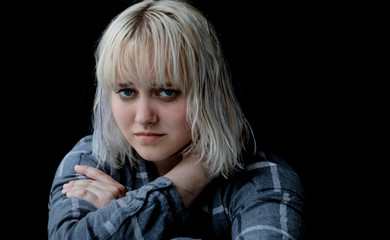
97 31 192 94
109 41 174 88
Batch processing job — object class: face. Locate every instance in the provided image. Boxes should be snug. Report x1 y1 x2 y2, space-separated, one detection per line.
111 79 192 166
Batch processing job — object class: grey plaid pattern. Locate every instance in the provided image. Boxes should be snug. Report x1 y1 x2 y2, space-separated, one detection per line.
48 135 305 239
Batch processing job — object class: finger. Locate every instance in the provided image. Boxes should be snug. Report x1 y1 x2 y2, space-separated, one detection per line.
74 165 117 184
63 180 120 208
63 179 126 200
65 188 100 207
63 179 111 194
77 183 105 197
62 180 82 193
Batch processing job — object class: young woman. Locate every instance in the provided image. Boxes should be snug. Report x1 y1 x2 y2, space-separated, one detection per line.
48 0 305 239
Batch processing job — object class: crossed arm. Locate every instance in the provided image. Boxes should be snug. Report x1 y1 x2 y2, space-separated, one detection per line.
61 155 211 209
50 140 305 239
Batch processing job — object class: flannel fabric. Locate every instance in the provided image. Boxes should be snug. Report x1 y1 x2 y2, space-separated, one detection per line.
48 135 305 239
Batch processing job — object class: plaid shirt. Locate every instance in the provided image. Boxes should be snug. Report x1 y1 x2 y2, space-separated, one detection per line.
48 135 305 239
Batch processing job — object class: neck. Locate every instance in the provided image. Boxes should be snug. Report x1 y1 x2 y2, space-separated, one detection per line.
153 153 183 176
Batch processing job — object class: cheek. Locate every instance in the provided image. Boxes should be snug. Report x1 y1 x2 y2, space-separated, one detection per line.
165 104 191 139
111 94 133 130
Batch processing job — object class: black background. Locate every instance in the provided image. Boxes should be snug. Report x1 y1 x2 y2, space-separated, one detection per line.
4 1 383 239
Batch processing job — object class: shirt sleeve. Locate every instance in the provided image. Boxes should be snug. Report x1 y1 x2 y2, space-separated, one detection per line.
48 138 187 240
223 153 306 240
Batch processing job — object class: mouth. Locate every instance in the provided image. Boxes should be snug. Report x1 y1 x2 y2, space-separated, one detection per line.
134 132 165 144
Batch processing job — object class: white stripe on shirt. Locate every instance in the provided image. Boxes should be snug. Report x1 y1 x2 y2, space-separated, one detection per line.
131 216 144 240
270 164 281 192
245 161 281 192
280 192 291 240
70 198 80 218
103 220 116 236
245 161 273 171
235 225 295 240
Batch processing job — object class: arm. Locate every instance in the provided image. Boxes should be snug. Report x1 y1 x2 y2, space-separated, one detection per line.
164 154 212 208
48 141 187 239
62 165 126 209
226 154 306 239
231 189 305 240
61 154 211 210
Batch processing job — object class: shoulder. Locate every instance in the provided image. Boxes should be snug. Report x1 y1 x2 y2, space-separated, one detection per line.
242 151 303 195
215 151 306 238
69 134 93 153
218 150 305 214
51 135 135 188
49 135 101 208
222 151 304 191
53 135 98 179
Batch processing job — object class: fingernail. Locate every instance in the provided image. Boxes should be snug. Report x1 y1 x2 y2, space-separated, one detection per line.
75 165 80 170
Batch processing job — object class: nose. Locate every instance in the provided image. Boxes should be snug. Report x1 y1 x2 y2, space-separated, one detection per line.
134 96 158 126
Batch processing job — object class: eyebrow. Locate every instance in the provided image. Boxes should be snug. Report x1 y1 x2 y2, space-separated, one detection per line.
118 82 134 88
117 81 173 88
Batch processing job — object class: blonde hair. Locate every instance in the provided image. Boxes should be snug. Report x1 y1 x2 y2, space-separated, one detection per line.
92 0 255 177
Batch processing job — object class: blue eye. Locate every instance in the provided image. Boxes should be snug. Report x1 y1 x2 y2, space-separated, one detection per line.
159 89 177 97
118 89 134 98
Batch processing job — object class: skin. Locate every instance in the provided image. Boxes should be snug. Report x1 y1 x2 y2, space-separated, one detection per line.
62 165 126 209
62 78 211 209
111 80 192 176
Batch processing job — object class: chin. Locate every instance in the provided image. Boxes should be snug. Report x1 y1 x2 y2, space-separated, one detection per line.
135 149 171 162
130 140 190 163
134 145 184 163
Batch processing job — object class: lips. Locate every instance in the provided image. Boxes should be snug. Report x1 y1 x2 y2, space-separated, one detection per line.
134 132 165 144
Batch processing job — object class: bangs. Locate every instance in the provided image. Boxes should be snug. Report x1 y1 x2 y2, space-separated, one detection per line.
95 8 196 94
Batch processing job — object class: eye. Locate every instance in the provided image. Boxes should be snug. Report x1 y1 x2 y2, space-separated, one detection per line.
117 89 135 98
157 89 178 98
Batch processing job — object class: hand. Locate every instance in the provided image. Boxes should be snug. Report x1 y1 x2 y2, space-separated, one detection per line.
62 165 126 209
164 154 213 208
